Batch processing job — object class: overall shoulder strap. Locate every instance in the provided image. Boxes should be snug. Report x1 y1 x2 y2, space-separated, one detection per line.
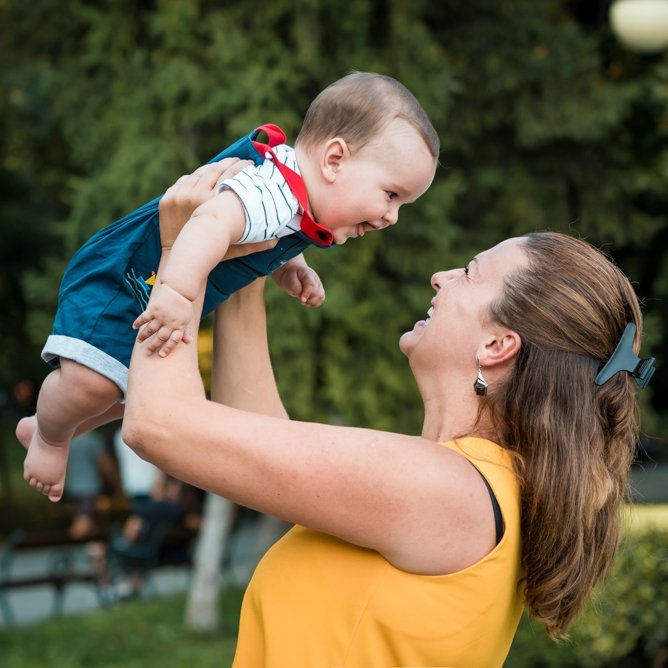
252 125 334 248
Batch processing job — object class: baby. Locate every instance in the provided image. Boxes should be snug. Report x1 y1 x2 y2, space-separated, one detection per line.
19 71 439 502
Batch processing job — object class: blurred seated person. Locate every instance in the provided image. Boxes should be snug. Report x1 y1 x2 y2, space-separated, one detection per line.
105 471 204 599
64 431 119 539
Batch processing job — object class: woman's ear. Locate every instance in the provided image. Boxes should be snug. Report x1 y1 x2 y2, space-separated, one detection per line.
320 138 349 183
477 329 522 369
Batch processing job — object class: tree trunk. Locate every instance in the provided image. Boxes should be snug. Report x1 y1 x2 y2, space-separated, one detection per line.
184 493 236 632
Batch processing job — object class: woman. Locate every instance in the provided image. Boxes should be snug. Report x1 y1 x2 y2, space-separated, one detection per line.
123 160 654 667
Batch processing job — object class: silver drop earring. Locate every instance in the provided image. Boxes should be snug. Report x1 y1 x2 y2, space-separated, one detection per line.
474 356 488 396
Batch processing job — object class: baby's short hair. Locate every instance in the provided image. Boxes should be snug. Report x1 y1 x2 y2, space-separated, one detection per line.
295 71 439 158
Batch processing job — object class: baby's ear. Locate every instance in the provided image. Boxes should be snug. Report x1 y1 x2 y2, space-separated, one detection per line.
321 138 350 183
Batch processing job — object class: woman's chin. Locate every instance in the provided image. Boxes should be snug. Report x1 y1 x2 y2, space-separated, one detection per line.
399 320 427 355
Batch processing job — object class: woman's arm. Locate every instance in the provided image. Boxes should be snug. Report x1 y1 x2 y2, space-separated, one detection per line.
124 300 493 576
123 168 496 576
211 278 288 419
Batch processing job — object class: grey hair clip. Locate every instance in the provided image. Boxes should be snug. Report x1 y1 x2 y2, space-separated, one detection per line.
594 323 656 389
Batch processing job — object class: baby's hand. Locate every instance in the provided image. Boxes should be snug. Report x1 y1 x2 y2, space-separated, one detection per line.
132 284 194 356
272 261 325 307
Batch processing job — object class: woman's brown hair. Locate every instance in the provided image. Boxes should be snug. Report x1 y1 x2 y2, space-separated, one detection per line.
487 232 643 638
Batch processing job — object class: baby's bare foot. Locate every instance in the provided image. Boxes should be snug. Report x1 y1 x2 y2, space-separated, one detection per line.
15 415 36 450
21 421 70 503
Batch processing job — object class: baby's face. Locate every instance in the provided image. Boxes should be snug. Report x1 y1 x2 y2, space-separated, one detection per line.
314 118 437 245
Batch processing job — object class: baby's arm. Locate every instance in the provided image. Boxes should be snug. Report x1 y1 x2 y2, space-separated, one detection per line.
133 191 246 356
272 254 325 307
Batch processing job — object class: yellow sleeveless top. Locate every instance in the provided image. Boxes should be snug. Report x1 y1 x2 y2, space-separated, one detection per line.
232 437 524 667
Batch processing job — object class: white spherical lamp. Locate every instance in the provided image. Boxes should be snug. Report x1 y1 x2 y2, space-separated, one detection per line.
610 0 668 52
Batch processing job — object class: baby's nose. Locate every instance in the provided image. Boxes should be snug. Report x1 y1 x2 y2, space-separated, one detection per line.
382 208 399 226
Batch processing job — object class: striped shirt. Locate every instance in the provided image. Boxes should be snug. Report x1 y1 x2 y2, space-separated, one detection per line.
217 144 303 244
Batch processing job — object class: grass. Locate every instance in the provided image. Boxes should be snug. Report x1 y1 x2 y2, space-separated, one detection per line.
0 588 245 668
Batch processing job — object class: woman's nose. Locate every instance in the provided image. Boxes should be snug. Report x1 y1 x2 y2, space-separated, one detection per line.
430 269 457 290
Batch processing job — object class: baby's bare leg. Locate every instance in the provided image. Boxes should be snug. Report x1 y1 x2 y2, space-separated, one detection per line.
74 403 125 436
18 359 122 502
17 402 126 459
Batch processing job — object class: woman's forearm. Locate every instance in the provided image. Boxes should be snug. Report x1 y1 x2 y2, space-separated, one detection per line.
211 279 289 418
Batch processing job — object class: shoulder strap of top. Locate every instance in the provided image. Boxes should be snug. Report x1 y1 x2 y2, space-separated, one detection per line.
479 472 504 545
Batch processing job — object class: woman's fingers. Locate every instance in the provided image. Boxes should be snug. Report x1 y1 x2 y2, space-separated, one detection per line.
197 158 252 190
222 238 278 261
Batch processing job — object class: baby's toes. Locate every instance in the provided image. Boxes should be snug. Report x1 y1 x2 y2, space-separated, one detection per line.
48 484 64 503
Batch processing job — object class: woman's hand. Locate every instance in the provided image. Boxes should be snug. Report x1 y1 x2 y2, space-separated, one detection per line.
159 158 252 250
159 158 278 258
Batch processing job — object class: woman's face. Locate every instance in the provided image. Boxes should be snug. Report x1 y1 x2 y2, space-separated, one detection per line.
399 237 528 366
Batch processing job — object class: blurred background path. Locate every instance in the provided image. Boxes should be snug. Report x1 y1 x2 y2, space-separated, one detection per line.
0 513 262 627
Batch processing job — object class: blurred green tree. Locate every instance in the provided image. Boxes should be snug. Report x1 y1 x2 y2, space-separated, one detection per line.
1 0 665 444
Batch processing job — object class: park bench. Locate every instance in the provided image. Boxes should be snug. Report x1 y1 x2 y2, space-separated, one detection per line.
0 520 197 624
0 528 108 625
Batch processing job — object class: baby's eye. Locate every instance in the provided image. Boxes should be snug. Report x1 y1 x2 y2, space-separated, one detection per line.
464 265 470 276
386 191 398 200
